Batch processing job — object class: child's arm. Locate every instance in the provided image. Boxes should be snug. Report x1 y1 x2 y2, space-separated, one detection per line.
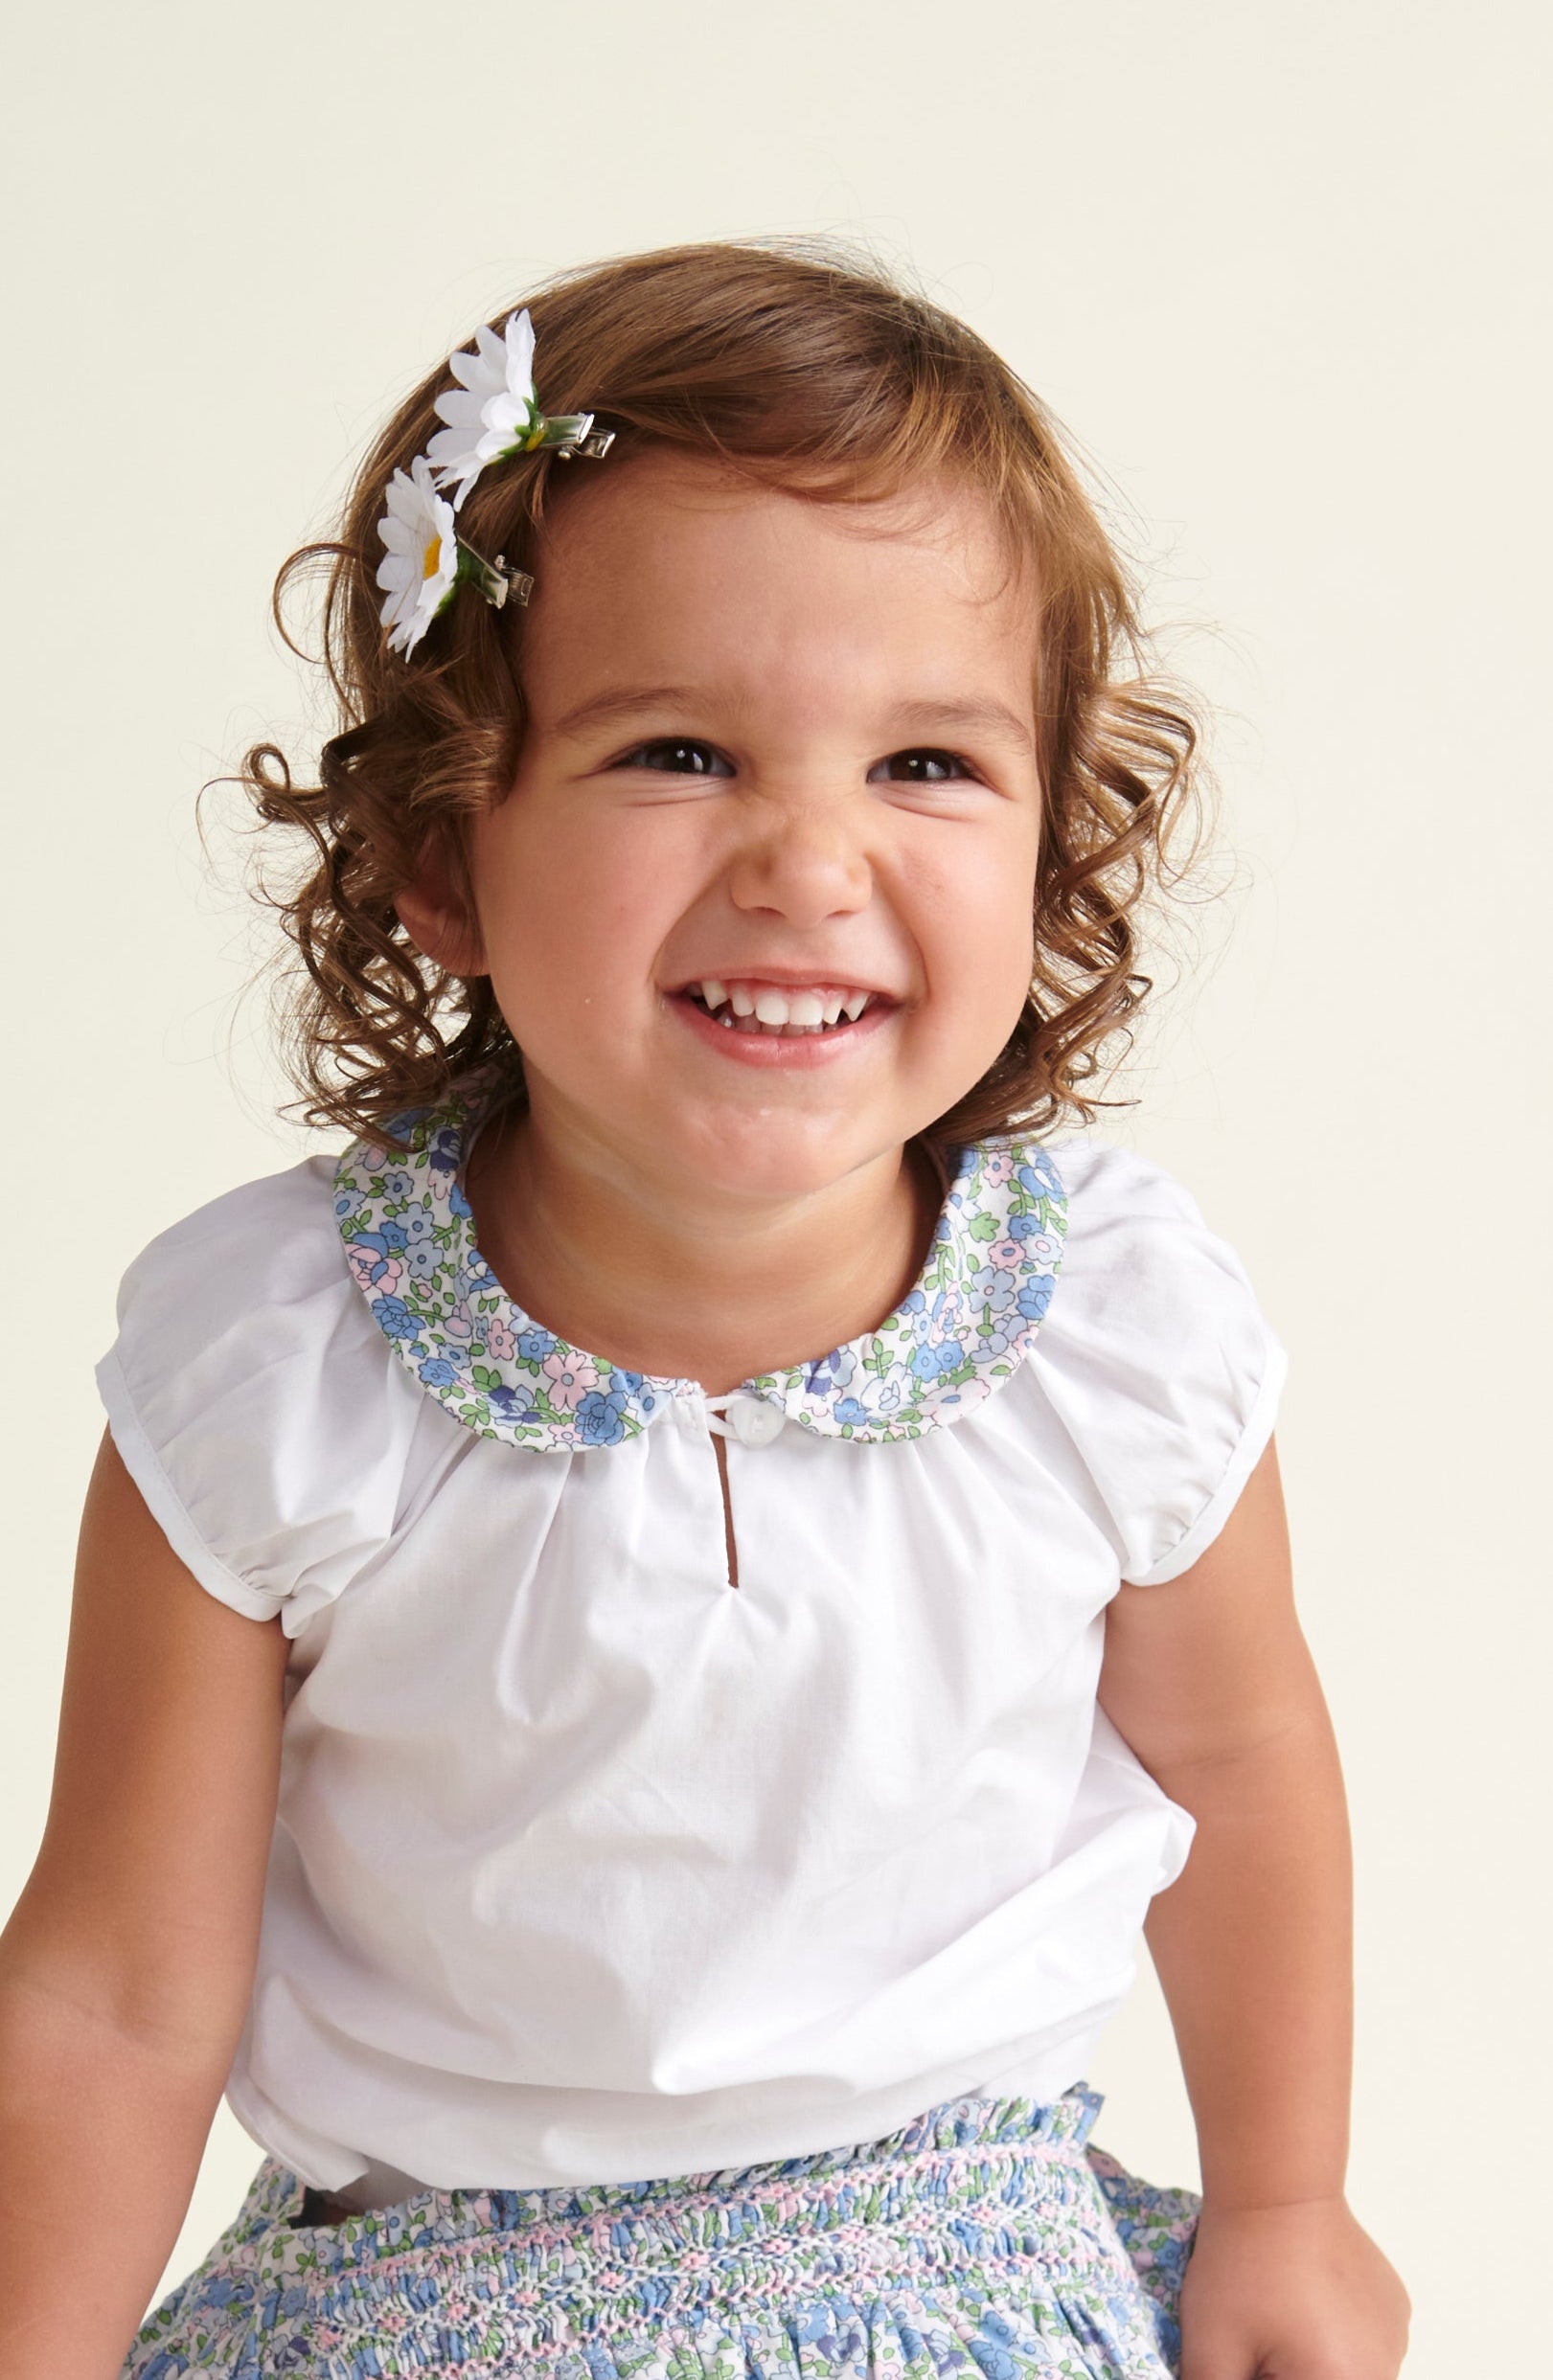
0 1430 288 2380
1098 1435 1411 2379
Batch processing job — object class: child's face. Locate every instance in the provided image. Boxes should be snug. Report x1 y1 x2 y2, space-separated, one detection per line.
444 451 1043 1199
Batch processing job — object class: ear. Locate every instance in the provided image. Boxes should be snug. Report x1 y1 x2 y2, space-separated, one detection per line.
395 829 488 977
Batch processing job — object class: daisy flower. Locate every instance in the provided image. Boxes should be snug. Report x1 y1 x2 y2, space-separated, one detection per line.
426 307 540 509
375 455 460 657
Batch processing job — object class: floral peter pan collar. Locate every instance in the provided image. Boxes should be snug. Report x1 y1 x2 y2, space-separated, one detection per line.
331 1065 1068 1450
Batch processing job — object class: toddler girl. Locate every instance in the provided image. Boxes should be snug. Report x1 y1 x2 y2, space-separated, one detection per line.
0 239 1409 2379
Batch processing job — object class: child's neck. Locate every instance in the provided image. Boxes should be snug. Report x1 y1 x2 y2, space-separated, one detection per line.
463 1101 945 1397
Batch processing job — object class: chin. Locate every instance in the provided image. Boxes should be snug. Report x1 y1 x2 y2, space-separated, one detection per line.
670 1108 900 1201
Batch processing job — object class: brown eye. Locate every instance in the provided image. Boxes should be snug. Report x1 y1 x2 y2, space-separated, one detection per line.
870 748 977 783
621 738 735 777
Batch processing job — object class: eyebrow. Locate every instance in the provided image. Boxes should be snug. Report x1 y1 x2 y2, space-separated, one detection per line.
885 696 1035 754
550 685 709 737
548 686 1036 754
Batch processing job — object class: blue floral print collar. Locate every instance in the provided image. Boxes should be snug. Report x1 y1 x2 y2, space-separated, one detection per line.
332 1064 1067 1450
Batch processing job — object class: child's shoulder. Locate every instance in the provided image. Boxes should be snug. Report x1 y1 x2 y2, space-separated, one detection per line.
1023 1131 1289 1586
100 1146 371 1404
1041 1130 1257 1296
1043 1129 1215 1224
95 1148 414 1626
110 1147 344 1302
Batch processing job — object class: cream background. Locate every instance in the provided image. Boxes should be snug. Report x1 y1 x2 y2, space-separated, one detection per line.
2 2 1546 2363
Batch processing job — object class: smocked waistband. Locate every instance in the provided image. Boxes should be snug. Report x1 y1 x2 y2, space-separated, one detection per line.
261 2087 1108 2271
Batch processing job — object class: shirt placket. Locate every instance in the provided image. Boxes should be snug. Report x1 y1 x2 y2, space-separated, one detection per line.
674 1388 788 1591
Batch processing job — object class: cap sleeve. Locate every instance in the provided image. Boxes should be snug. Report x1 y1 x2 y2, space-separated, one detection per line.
1029 1141 1289 1587
94 1155 421 1629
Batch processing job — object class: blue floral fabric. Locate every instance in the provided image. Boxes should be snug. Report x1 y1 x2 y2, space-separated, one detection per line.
332 1061 1069 1450
121 2086 1199 2379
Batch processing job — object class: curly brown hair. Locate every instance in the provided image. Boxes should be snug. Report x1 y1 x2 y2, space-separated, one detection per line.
232 236 1208 1153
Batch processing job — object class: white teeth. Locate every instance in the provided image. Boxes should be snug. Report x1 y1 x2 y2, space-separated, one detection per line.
684 979 883 1034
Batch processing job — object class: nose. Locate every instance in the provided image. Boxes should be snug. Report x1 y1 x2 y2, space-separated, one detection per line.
724 795 874 929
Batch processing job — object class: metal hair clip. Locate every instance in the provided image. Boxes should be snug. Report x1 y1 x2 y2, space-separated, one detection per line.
458 547 536 609
526 411 617 462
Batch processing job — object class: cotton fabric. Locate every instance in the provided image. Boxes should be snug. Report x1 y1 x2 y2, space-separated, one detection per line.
95 1064 1286 2206
120 2085 1201 2380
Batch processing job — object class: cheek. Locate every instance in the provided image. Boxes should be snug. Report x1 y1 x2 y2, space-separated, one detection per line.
469 804 680 1043
911 832 1038 1018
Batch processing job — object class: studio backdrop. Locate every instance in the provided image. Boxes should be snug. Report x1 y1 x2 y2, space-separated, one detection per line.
1 4 1546 2366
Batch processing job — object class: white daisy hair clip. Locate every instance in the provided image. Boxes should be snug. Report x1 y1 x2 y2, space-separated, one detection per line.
375 307 615 659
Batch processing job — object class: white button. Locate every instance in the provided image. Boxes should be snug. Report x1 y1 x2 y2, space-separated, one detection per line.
726 1394 786 1447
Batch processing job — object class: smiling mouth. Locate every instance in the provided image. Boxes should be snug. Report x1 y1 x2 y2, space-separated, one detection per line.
674 978 895 1038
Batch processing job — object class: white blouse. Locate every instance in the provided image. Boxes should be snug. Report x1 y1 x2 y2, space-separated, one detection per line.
95 1064 1286 2209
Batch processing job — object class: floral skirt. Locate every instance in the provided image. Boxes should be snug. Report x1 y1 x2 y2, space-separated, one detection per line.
121 2085 1199 2380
